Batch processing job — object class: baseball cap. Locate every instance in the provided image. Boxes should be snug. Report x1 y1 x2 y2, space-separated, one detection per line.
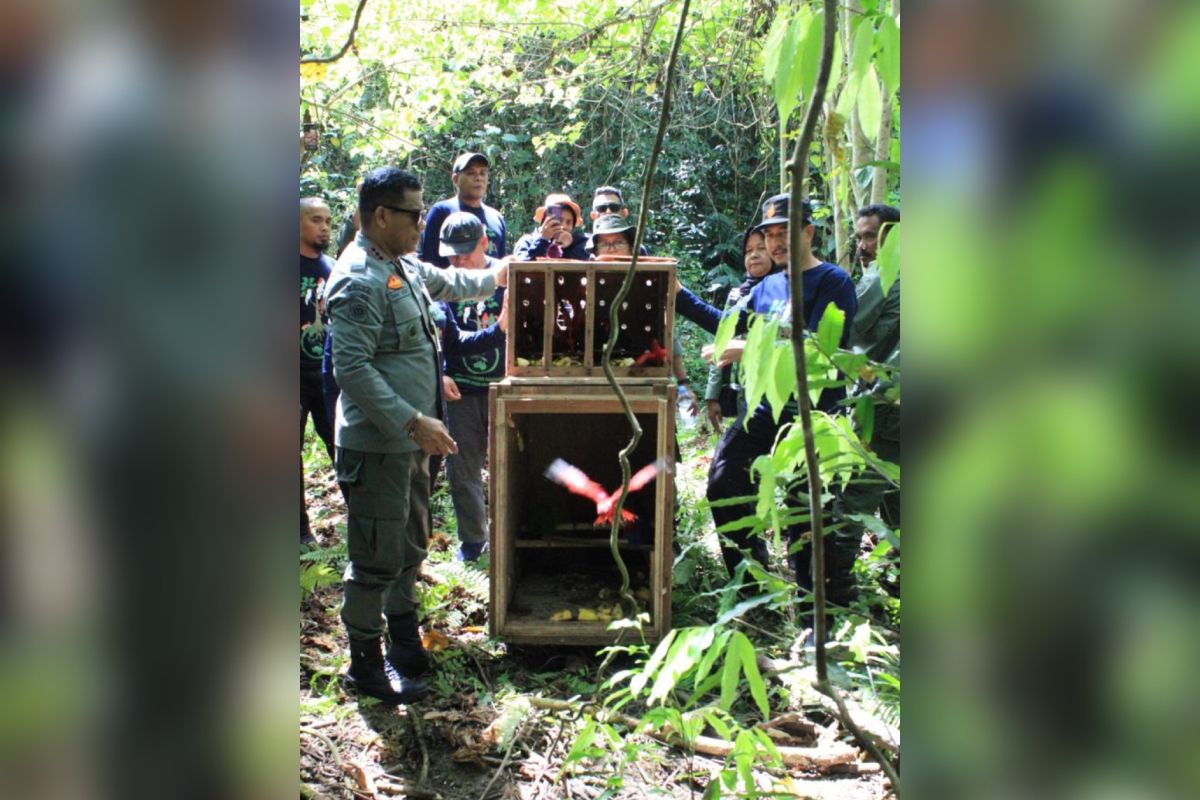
533 193 583 227
438 212 485 256
755 192 813 230
452 152 489 174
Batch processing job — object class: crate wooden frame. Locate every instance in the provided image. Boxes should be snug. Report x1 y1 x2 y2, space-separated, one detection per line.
505 257 677 379
488 379 675 645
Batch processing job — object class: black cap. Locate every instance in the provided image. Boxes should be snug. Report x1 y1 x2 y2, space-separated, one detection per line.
438 212 485 256
452 152 489 173
755 192 812 230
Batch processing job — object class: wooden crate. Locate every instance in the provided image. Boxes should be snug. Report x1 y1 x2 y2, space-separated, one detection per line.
488 379 675 645
506 257 677 379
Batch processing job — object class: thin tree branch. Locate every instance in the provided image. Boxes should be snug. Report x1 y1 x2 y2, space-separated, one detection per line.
301 0 370 64
601 0 691 623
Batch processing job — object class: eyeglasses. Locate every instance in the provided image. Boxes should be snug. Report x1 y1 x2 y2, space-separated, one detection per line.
594 238 631 254
594 202 624 214
381 204 426 221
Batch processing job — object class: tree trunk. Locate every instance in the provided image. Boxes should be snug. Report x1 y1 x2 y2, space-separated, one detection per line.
871 90 893 205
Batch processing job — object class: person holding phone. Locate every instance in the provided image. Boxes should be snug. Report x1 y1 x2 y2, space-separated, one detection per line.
512 193 591 260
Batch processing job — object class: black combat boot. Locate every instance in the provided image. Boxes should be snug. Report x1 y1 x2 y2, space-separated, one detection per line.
345 638 427 705
386 613 431 678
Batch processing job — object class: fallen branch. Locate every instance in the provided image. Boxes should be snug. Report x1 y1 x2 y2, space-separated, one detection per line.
300 725 343 770
527 697 860 772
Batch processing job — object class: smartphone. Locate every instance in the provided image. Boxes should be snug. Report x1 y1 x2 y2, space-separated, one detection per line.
547 204 564 223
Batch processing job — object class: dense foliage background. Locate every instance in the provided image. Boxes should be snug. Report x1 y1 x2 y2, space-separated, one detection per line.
300 0 899 287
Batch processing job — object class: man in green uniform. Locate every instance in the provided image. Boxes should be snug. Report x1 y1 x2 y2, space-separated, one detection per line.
842 204 901 543
326 167 508 704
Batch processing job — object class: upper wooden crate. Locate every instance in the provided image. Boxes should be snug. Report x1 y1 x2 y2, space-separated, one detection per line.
506 256 677 379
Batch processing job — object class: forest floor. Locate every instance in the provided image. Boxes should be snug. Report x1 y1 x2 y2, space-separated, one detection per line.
301 420 897 799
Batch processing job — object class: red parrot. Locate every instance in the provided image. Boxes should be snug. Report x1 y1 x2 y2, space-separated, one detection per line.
634 338 668 367
544 458 662 526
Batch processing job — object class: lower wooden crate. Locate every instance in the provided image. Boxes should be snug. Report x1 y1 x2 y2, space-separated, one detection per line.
488 380 675 645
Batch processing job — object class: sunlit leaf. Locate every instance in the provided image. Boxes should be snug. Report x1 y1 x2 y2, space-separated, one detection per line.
876 14 900 95
766 344 796 422
816 303 845 355
878 222 900 295
857 65 883 143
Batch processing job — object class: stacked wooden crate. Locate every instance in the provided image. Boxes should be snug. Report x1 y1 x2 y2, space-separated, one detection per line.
489 257 677 644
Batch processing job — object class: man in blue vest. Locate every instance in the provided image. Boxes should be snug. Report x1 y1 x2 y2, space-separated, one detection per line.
675 194 859 615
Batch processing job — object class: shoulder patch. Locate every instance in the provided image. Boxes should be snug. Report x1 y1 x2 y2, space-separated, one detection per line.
350 302 369 320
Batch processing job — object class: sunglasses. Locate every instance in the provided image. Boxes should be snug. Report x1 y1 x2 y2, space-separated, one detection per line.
594 202 624 214
381 204 426 221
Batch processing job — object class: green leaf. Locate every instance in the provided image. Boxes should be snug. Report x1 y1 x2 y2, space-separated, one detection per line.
563 717 598 770
857 65 883 143
649 626 714 705
711 307 740 374
878 222 900 295
797 8 824 104
695 628 733 686
740 316 776 416
703 710 732 742
631 630 676 698
719 635 742 710
760 11 790 86
702 779 721 800
753 456 777 530
734 631 770 720
850 17 875 83
816 303 845 354
772 11 807 125
766 344 796 423
876 15 900 95
856 395 875 444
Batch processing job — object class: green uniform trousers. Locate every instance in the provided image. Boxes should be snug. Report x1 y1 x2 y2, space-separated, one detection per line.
336 448 430 640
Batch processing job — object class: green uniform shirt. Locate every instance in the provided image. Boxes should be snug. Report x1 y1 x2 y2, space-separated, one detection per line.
848 267 900 364
327 232 498 454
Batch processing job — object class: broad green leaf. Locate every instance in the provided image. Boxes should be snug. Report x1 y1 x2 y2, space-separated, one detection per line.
649 626 714 705
816 303 845 354
711 307 740 373
702 710 732 742
753 456 777 521
740 316 777 416
766 344 796 422
849 17 875 83
858 65 883 143
856 395 875 444
734 631 770 720
563 717 598 769
749 728 783 766
836 69 862 119
719 634 742 710
702 779 721 800
876 15 901 95
631 630 676 697
797 8 824 103
695 628 733 686
772 10 808 125
878 222 900 295
761 12 790 86
734 730 757 792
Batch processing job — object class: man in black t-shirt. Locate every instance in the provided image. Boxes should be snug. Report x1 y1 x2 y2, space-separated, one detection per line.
301 196 336 543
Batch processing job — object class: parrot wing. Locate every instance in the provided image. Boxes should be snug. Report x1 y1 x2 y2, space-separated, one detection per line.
545 458 609 507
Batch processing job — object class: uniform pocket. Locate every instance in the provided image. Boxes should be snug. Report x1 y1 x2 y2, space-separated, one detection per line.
335 448 365 486
388 289 425 350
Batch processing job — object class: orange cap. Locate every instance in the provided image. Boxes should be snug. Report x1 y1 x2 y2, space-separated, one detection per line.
533 193 583 228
